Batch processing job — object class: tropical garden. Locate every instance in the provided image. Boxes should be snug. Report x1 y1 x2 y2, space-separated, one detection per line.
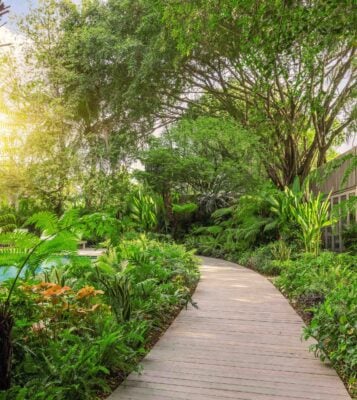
0 0 356 399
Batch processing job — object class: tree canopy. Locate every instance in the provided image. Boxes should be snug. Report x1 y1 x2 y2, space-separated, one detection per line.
0 0 355 209
33 0 355 188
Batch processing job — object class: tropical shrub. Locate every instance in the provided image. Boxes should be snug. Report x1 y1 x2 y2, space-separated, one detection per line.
276 252 355 305
237 243 283 276
304 281 357 395
276 252 356 309
342 222 357 255
0 219 199 399
270 180 334 255
184 185 281 260
290 191 333 255
128 190 159 232
276 251 357 395
270 240 291 262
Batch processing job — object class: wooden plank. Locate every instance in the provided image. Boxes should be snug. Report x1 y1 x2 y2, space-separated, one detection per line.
108 257 351 400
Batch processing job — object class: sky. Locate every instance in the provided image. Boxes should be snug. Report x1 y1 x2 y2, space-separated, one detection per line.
6 0 37 15
3 0 37 30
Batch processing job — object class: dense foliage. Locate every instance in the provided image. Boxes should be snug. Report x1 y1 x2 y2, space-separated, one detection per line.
0 224 198 399
0 0 356 398
277 253 357 394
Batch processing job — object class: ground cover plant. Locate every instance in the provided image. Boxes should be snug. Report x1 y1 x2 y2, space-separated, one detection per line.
277 253 357 395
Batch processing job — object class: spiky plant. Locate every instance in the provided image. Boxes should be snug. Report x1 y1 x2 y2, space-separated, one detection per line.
290 190 334 256
129 189 158 232
98 273 132 323
270 179 335 256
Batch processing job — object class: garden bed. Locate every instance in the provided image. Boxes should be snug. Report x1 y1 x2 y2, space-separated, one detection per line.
0 236 199 400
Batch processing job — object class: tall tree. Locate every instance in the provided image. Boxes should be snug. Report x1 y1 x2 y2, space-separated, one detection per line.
137 116 263 225
52 0 356 188
158 0 356 187
7 0 355 195
0 0 135 212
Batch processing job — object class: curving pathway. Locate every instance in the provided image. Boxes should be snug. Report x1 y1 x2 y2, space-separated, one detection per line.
108 257 351 400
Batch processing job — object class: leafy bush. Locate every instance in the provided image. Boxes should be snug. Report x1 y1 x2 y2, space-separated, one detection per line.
184 233 224 258
342 222 357 255
304 281 357 395
128 189 160 232
237 243 282 276
172 202 198 214
0 230 199 399
270 240 291 262
270 180 334 255
276 251 357 395
276 252 355 304
183 184 292 261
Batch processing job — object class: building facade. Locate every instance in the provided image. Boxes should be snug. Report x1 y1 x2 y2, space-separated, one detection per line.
317 147 357 251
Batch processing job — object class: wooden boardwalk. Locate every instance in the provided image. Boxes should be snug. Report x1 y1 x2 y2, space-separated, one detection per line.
108 257 351 400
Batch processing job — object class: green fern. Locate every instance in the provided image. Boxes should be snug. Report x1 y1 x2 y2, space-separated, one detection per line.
211 206 233 220
26 211 59 236
0 211 82 307
172 203 198 214
0 214 17 233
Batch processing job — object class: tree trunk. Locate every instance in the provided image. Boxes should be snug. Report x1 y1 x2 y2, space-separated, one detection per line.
0 305 13 390
317 146 328 167
162 190 176 235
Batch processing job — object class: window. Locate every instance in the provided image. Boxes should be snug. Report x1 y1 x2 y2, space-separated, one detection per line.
324 190 357 251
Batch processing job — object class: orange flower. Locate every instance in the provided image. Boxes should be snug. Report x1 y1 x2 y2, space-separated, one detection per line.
76 286 104 299
40 284 71 298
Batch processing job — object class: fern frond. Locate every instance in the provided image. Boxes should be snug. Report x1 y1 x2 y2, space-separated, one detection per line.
26 211 59 235
0 247 28 266
211 207 233 220
0 231 39 249
59 209 81 230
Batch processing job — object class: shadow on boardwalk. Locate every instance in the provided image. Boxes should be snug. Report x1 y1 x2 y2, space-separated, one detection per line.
108 256 351 400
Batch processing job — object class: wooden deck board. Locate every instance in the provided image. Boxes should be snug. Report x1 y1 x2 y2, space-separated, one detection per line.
108 257 351 400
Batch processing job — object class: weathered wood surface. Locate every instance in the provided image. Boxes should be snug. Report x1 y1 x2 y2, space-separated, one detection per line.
108 257 351 400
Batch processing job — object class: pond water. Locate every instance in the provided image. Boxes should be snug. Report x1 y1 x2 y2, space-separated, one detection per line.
0 266 19 281
0 251 101 283
0 260 66 283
